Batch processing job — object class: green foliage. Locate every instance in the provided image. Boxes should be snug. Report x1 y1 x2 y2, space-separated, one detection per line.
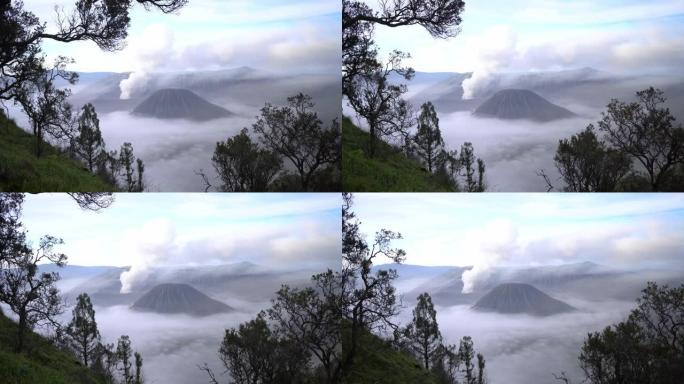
0 112 116 192
404 293 442 370
576 282 684 384
342 117 454 191
65 293 100 367
0 313 107 384
212 128 282 192
342 323 442 384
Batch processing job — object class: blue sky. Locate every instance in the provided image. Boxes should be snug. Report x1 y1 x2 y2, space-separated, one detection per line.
30 0 340 73
370 0 684 74
22 193 341 268
352 193 684 270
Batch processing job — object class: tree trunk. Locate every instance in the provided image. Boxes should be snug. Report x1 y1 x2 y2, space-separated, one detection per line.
369 123 376 158
16 313 26 353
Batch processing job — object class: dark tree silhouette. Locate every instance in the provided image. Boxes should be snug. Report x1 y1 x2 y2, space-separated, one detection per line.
66 193 115 211
553 125 631 192
413 102 445 173
459 143 486 192
116 335 133 383
404 292 442 370
212 128 282 192
0 193 29 267
14 56 76 157
73 103 105 172
119 142 145 192
346 50 415 158
66 293 101 367
568 282 684 384
597 87 684 191
253 93 340 191
342 192 406 368
0 235 66 352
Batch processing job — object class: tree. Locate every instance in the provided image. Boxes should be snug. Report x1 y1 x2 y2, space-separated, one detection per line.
405 292 442 370
459 143 486 192
14 56 76 157
0 193 29 268
252 93 340 191
597 87 684 191
0 235 66 352
66 193 115 211
414 102 445 173
476 353 486 384
341 192 406 368
1 0 188 102
92 342 119 384
216 313 309 384
574 282 684 384
342 0 466 93
74 103 105 172
553 125 632 192
346 50 415 158
212 128 282 192
66 293 101 367
117 335 133 384
267 271 343 383
458 336 476 384
134 352 144 384
119 142 145 192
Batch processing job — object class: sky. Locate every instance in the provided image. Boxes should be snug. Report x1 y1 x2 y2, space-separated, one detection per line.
369 0 684 75
352 193 684 270
30 0 340 74
21 193 341 270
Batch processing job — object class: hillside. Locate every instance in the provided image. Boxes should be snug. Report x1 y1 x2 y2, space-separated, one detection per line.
132 88 232 121
342 117 454 192
344 324 441 384
473 89 575 122
131 283 232 316
473 283 575 316
0 312 106 384
0 112 116 192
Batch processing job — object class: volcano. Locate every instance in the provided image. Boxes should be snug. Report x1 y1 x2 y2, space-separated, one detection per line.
132 88 232 121
472 283 575 316
131 283 232 316
473 89 575 122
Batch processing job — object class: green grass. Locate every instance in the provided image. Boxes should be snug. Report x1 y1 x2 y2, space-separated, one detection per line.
0 312 106 384
344 325 441 384
342 117 454 192
0 113 116 192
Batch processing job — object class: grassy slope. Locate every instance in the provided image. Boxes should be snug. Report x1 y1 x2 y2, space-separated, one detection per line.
0 313 106 384
342 117 453 192
0 113 115 192
345 326 441 384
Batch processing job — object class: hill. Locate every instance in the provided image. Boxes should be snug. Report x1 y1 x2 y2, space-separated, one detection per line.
0 312 106 384
473 89 576 122
342 117 454 192
131 283 232 316
0 112 116 192
344 324 441 384
472 283 575 316
132 88 232 121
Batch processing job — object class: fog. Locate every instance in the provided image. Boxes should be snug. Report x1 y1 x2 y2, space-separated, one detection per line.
438 111 595 191
392 271 673 384
59 301 262 384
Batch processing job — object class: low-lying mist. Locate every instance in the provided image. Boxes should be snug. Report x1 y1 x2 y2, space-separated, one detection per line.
438 110 598 192
98 110 255 191
394 298 634 384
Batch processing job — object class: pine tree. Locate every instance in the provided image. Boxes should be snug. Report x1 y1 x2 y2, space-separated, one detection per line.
413 102 445 173
405 292 442 369
66 293 101 367
74 103 105 172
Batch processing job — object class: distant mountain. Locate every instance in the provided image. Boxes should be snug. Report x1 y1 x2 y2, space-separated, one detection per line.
131 283 232 316
472 283 575 316
132 88 232 121
473 89 576 122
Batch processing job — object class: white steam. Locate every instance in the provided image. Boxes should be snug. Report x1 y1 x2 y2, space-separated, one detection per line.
461 26 518 100
119 219 177 293
461 219 519 293
120 24 175 100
